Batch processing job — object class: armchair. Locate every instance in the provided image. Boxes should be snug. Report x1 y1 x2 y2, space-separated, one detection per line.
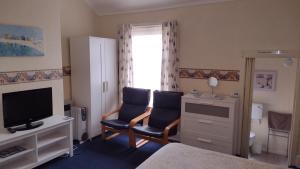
130 90 183 148
101 87 151 146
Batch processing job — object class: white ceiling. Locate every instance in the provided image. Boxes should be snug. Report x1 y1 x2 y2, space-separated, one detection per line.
85 0 233 16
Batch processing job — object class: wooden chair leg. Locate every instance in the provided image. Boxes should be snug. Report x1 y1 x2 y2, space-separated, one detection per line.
136 139 149 148
162 135 169 144
101 126 106 140
105 133 120 140
129 130 137 148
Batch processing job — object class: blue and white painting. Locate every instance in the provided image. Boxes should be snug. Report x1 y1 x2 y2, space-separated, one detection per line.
0 24 44 56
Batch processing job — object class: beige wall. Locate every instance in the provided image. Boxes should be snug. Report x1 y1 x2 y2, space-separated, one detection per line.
60 0 97 100
94 0 300 159
0 0 64 130
0 0 299 163
95 0 300 96
251 58 297 155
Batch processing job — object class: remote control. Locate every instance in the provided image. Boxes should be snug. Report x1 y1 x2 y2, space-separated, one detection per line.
0 146 26 158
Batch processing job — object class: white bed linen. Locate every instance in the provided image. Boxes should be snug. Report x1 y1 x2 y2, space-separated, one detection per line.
137 143 284 169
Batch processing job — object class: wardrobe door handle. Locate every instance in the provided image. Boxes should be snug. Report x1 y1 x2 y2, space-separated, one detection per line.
105 81 109 92
102 82 106 93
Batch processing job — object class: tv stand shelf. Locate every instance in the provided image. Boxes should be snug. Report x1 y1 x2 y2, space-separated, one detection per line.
0 115 73 169
38 135 67 149
0 148 34 163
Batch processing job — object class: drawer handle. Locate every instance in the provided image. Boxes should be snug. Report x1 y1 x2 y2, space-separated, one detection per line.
197 119 213 124
199 101 213 105
197 138 212 144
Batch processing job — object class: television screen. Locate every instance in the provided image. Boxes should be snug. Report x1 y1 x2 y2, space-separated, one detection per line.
2 87 53 128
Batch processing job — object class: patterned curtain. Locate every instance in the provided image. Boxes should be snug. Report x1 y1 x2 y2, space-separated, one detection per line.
161 20 180 91
118 24 134 103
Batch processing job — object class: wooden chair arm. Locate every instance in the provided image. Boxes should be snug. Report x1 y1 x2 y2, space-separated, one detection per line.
163 118 181 137
129 107 152 127
102 106 121 120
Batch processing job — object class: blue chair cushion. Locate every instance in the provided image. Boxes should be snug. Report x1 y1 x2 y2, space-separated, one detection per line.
153 90 183 110
148 91 183 130
132 125 177 138
133 125 164 138
101 119 129 130
122 87 150 106
148 108 180 130
118 104 148 123
118 87 150 123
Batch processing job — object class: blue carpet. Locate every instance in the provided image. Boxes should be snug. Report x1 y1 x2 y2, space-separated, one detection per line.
36 135 162 169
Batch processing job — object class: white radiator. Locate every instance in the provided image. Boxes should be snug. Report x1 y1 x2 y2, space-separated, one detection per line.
71 107 88 142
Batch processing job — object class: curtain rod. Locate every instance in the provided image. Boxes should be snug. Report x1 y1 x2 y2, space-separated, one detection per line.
242 50 300 58
119 20 176 27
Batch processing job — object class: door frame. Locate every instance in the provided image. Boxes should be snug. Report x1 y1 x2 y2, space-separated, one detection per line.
240 50 300 166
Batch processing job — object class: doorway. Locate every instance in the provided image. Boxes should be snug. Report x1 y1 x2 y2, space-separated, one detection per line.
248 58 296 167
240 50 300 168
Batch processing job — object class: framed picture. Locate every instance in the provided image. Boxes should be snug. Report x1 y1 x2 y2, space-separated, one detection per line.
0 24 44 57
254 70 277 91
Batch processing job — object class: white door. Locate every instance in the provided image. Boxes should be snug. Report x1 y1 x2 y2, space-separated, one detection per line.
89 37 104 138
100 38 107 117
104 39 118 115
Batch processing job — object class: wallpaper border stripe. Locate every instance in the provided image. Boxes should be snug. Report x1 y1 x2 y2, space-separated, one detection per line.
0 69 63 85
60 66 241 81
179 68 240 81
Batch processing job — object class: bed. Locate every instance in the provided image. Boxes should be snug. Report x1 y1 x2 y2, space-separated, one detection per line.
137 143 284 169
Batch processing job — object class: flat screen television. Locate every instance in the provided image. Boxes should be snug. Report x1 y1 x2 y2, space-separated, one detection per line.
2 87 53 131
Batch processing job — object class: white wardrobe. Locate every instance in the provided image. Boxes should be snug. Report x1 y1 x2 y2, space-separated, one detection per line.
70 36 118 139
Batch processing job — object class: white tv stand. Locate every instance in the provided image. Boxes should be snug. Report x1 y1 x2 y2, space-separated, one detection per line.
0 115 73 169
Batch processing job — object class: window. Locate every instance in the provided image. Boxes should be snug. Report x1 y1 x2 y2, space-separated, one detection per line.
132 25 162 104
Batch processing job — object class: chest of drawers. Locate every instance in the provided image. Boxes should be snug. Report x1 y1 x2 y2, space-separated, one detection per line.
180 94 240 155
